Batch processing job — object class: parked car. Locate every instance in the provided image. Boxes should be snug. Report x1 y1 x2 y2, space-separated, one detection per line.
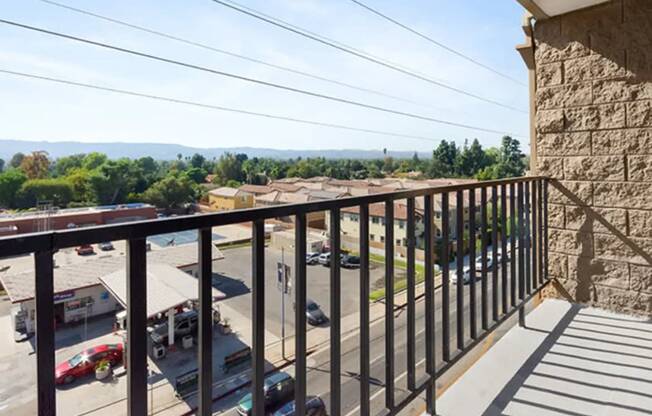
450 266 472 284
149 310 198 345
98 241 114 251
55 344 123 385
318 252 331 266
75 245 94 256
306 252 320 265
237 372 295 415
318 252 344 267
341 254 360 268
272 395 327 416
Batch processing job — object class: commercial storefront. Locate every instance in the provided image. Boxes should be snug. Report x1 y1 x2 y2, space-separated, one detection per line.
1 243 224 338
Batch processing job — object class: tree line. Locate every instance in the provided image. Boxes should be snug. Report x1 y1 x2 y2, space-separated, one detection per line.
0 136 526 210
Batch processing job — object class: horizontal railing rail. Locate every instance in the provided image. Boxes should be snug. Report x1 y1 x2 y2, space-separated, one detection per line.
0 176 549 416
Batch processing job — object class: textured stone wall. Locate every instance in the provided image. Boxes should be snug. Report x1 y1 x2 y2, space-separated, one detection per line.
533 0 652 316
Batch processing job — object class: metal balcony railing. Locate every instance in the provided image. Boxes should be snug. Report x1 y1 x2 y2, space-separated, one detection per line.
0 176 549 416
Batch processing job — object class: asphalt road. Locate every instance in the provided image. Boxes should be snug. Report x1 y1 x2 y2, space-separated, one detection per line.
211 263 521 415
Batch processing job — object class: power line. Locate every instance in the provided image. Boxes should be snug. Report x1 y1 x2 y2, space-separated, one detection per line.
0 69 467 142
348 0 526 87
0 18 526 138
37 0 445 112
210 0 526 114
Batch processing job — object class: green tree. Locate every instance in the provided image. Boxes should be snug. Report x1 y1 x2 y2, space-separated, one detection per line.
0 169 27 208
9 152 25 168
0 158 5 172
457 139 489 177
54 154 84 177
190 153 207 169
82 152 108 170
184 167 208 184
88 158 136 204
142 174 196 209
214 152 245 184
16 178 74 208
65 168 94 202
429 140 458 177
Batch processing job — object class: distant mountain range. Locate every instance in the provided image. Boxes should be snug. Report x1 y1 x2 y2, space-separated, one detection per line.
0 139 430 161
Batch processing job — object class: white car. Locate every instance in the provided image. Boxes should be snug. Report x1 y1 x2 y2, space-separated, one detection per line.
450 266 472 284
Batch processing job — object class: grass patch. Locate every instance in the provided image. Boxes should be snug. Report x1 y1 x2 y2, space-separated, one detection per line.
367 253 429 301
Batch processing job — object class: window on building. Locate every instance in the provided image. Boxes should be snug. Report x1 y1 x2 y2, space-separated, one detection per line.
370 234 375 241
398 220 405 229
380 236 385 243
436 229 442 238
372 217 380 224
435 211 442 219
464 222 469 230
396 239 401 246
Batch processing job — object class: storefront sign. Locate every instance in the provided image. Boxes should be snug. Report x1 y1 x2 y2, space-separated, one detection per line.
53 290 75 303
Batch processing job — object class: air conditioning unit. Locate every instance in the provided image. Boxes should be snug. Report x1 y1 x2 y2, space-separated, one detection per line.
152 343 166 360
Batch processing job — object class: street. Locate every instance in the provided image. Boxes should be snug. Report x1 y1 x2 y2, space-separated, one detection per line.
211 260 522 415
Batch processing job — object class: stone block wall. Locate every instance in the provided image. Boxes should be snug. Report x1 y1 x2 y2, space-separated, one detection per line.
533 0 652 316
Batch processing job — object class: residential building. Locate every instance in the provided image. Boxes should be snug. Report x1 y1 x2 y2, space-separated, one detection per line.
207 187 254 211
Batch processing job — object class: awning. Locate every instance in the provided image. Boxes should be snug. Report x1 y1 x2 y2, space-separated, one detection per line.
99 263 225 319
516 0 610 19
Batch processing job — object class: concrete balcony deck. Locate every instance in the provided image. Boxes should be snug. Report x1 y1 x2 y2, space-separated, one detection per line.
437 299 652 416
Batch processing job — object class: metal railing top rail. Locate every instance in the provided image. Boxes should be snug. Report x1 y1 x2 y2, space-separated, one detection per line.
0 176 546 257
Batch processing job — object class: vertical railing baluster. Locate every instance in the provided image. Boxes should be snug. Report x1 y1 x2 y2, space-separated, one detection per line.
544 179 549 281
441 192 450 362
491 186 498 322
252 220 266 416
500 185 508 315
359 204 370 416
330 209 342 416
455 190 464 351
468 189 477 340
127 238 147 416
198 229 213 416
35 249 55 416
294 214 307 416
480 187 488 331
538 179 545 285
532 181 538 291
525 182 532 296
384 201 394 410
424 194 436 415
517 183 526 327
406 198 416 391
510 183 516 308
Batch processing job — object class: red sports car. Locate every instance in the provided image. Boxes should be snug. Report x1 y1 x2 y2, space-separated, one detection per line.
55 344 123 385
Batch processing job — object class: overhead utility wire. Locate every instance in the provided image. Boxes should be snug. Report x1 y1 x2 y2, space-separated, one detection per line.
348 0 526 87
38 0 440 111
0 69 467 142
210 0 526 114
0 19 526 138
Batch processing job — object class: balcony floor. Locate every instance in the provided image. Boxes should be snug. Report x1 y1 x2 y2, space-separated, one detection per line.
437 298 652 416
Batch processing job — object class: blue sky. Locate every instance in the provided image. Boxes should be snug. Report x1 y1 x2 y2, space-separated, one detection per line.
0 0 529 154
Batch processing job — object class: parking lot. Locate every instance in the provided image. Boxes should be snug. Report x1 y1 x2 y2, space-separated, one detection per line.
214 245 384 340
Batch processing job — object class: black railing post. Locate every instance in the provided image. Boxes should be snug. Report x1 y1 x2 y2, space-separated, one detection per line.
126 238 147 416
517 183 526 327
384 201 395 409
544 179 549 280
406 197 416 391
538 179 545 285
532 180 538 290
525 182 532 296
35 249 55 416
491 186 498 322
500 184 508 314
251 220 266 416
330 208 342 416
359 204 370 416
480 187 488 331
424 194 436 415
468 189 477 340
456 191 464 351
198 228 213 416
294 214 307 416
509 183 516 308
441 192 450 362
